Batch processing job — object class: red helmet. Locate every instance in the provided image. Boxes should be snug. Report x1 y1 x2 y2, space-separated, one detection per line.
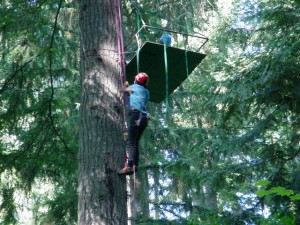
135 72 149 85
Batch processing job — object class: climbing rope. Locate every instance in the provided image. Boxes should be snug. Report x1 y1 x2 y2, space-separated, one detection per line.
136 34 141 74
123 7 208 122
114 0 127 140
133 3 145 74
135 6 208 41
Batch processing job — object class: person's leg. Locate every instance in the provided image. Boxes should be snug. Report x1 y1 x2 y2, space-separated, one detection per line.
118 111 139 175
133 115 148 168
126 112 140 167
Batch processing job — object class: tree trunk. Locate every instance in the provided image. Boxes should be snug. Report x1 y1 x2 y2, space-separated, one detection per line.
127 169 150 225
153 167 160 219
78 0 127 224
202 184 217 210
136 169 150 218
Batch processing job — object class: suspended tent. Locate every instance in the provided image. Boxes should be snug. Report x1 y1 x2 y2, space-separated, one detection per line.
125 25 208 103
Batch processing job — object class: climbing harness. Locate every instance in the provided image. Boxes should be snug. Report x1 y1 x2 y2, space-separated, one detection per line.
135 112 142 126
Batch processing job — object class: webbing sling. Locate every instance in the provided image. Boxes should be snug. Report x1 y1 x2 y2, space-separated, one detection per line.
163 41 169 118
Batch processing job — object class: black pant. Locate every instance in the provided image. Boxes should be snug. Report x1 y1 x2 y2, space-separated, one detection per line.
126 110 148 168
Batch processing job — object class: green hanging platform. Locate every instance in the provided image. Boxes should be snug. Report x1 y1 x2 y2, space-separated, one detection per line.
125 41 206 103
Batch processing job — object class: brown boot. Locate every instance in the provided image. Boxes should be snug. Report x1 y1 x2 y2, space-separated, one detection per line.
118 165 134 175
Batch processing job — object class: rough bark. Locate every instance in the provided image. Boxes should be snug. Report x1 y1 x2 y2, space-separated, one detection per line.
78 0 127 224
127 170 150 225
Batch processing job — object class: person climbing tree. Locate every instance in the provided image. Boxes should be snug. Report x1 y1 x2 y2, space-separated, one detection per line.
118 72 150 175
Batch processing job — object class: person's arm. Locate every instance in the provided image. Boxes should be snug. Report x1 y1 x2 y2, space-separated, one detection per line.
120 81 132 94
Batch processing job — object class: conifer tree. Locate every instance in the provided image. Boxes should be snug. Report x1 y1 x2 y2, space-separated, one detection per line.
78 0 127 224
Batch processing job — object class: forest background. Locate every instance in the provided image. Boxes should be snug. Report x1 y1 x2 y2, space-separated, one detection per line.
0 0 299 224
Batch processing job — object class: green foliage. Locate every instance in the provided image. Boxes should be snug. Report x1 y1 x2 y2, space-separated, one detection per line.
257 180 300 202
187 214 221 225
34 177 78 225
140 0 300 224
0 0 79 223
0 187 17 225
0 0 299 223
258 211 295 225
258 187 295 198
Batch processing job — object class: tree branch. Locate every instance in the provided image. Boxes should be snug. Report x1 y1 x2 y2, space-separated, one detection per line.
0 59 33 95
47 0 74 156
